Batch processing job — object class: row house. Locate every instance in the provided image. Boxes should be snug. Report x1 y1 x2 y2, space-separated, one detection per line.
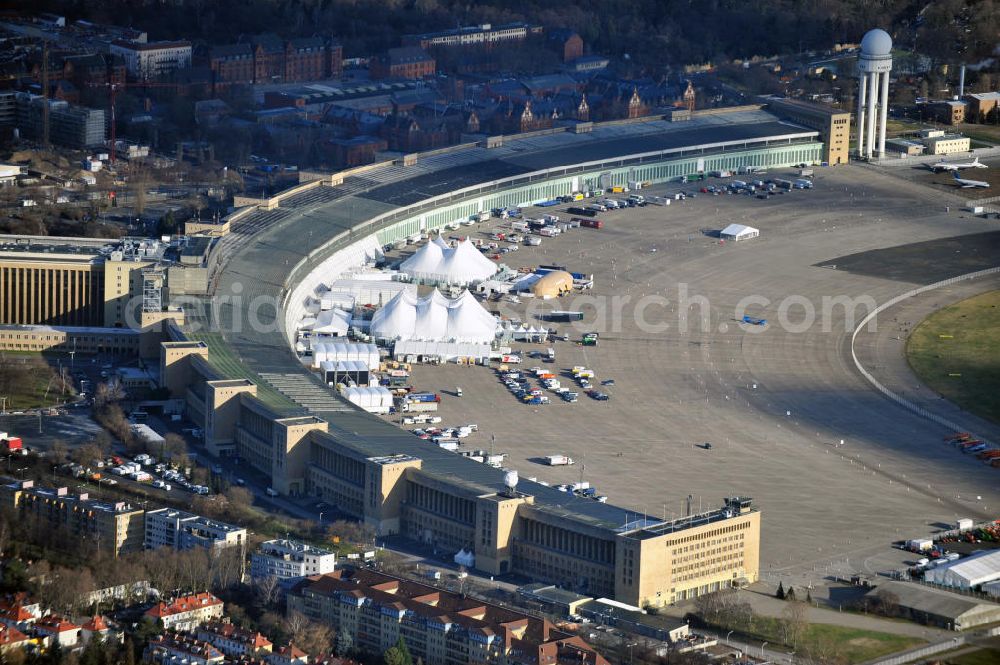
145 635 224 665
370 47 435 80
146 592 224 632
208 35 343 91
287 570 610 665
195 620 273 657
34 615 80 649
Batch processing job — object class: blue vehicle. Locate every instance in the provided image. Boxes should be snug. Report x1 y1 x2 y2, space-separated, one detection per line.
742 316 767 326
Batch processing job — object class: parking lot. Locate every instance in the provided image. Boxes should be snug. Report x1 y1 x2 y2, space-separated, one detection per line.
378 164 1000 587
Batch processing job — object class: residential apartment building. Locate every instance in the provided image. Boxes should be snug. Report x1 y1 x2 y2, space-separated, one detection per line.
144 508 247 551
250 539 337 582
765 96 850 165
145 635 224 664
195 621 272 657
34 615 81 649
0 624 29 654
109 40 192 80
0 480 144 557
370 47 435 80
208 44 254 88
403 23 543 50
145 593 224 631
13 93 105 149
288 569 609 665
63 53 127 92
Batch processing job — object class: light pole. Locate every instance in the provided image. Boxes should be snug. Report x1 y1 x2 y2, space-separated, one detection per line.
726 630 734 645
318 512 324 524
761 642 767 659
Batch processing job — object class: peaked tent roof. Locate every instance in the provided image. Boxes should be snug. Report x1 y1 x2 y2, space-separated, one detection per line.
371 289 496 343
399 239 497 285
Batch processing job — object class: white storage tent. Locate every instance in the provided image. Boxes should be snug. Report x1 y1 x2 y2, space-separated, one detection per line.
370 289 497 343
312 342 380 370
924 550 1000 590
319 292 355 311
323 279 414 308
341 386 394 414
312 308 352 336
393 340 491 362
284 233 383 345
720 224 760 242
321 360 372 386
400 238 497 285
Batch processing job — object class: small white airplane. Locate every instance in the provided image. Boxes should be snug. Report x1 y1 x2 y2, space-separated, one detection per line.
931 157 988 172
952 172 990 189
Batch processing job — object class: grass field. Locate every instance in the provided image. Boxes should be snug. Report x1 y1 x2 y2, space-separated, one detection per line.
761 616 921 663
0 353 73 410
945 648 1000 665
907 290 1000 425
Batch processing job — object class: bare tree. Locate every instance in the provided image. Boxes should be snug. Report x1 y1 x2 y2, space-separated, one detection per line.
781 600 809 649
47 439 70 465
255 574 281 610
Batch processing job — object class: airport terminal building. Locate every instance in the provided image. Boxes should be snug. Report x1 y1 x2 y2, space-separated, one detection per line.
146 108 819 605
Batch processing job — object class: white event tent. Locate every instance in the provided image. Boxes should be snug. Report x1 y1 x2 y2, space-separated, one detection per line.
311 308 352 336
341 386 394 414
312 342 380 370
370 289 497 343
400 237 497 285
720 224 760 242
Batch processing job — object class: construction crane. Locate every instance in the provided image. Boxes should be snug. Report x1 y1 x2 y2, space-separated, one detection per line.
88 79 181 164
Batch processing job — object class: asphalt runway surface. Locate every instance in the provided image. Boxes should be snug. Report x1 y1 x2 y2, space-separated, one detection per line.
386 164 1000 587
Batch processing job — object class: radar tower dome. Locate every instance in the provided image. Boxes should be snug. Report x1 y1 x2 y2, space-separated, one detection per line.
856 28 893 160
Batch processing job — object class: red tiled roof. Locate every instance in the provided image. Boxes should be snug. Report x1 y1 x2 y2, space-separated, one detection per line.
277 644 308 658
82 615 109 632
146 592 222 618
35 615 80 633
0 623 28 646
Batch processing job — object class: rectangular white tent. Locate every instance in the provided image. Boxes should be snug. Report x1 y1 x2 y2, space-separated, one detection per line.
393 340 491 362
312 342 381 370
324 279 415 308
320 360 371 386
312 308 352 336
720 224 760 242
925 550 1000 589
341 385 394 414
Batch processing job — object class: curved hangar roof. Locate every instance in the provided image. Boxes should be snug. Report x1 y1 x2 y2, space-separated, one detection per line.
202 114 819 527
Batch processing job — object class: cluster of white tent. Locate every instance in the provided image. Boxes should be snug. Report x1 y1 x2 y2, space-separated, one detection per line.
312 342 381 370
370 289 498 344
393 340 491 362
503 322 550 341
400 236 497 285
